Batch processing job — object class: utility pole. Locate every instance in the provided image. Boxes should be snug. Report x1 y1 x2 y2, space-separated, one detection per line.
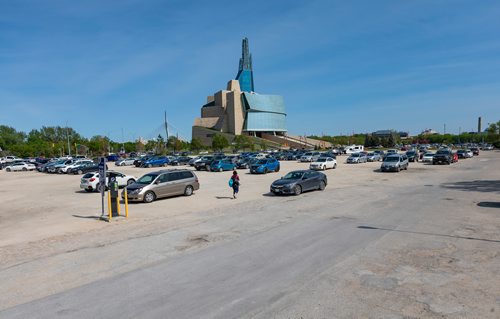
444 124 446 135
66 121 71 157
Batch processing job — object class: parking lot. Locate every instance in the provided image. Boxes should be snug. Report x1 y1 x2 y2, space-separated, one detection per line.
1 151 499 317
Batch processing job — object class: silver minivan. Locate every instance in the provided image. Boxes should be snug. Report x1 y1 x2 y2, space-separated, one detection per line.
380 154 409 172
123 169 200 203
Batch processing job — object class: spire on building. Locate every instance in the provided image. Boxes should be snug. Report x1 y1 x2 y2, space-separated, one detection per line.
236 37 255 92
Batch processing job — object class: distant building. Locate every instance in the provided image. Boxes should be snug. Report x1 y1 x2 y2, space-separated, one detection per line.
192 38 287 145
421 129 438 135
372 130 409 139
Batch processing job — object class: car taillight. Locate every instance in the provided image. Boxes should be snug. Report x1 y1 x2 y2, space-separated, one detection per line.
89 178 96 182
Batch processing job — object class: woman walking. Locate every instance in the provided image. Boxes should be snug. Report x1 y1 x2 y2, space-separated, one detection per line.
230 170 240 199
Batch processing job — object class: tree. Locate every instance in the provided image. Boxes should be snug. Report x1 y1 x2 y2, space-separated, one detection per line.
190 137 204 152
212 134 229 151
233 135 251 151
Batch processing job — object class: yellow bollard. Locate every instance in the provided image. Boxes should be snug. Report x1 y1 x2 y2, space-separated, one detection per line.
124 188 129 218
116 196 120 215
107 190 112 221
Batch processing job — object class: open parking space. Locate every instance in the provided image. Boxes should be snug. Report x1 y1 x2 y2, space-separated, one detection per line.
1 151 499 317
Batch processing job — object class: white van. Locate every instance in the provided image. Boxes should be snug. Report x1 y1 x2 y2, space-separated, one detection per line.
344 145 364 154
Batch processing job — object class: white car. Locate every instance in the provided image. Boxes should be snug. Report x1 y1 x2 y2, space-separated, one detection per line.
309 157 337 170
421 152 435 163
115 158 136 166
0 156 21 164
80 170 137 192
60 160 94 173
5 162 36 172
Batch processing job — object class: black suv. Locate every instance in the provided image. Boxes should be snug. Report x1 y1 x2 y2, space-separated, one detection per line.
433 149 453 165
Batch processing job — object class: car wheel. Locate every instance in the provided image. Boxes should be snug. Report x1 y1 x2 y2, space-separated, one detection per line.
143 191 155 203
276 165 280 172
264 168 269 174
396 166 400 172
323 165 326 171
184 185 194 196
78 169 83 174
22 167 27 171
319 181 326 190
127 179 135 185
196 167 201 171
293 185 302 196
6 168 10 172
84 189 92 193
205 165 210 171
219 168 223 172
333 163 337 169
148 164 152 168
162 163 166 167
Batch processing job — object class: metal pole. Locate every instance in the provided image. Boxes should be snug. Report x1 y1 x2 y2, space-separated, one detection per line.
66 121 71 157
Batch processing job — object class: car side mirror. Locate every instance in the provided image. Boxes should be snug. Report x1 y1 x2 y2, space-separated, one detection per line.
155 180 160 184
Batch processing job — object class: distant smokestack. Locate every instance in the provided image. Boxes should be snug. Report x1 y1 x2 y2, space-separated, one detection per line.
478 117 482 133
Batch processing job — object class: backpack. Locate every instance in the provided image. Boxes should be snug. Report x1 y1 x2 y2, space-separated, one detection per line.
228 178 234 187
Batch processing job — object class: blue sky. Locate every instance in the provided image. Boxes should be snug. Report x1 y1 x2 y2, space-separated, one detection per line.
1 0 499 141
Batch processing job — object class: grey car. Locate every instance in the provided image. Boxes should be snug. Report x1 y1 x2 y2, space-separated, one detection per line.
123 169 200 203
270 170 327 195
346 153 367 163
366 152 382 162
380 154 409 172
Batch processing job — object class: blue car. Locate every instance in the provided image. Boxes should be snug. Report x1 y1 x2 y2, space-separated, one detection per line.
250 158 280 174
210 159 235 172
142 156 170 168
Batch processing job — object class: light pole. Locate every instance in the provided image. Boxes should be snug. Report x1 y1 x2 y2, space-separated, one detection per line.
66 121 71 157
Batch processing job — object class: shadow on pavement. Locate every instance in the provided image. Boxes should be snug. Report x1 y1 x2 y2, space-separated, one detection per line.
215 196 233 200
477 201 500 208
72 215 102 220
441 180 500 193
357 225 500 243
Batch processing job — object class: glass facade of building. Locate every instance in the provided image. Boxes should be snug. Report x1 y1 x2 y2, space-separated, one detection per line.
242 92 287 132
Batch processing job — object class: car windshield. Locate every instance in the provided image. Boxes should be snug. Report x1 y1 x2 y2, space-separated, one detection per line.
316 158 327 162
351 153 360 157
384 156 399 162
137 174 158 185
283 172 304 180
424 153 434 156
257 160 267 164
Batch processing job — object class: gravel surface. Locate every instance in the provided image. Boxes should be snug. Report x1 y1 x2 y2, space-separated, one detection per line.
0 152 499 318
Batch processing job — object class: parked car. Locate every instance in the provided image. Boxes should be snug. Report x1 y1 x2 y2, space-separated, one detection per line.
421 152 435 163
68 162 108 175
250 158 280 174
381 154 409 172
60 160 94 173
366 153 382 162
309 157 337 170
406 150 419 162
299 152 321 162
236 157 258 169
123 169 200 203
116 158 137 166
433 149 453 165
346 153 367 164
4 162 36 172
210 159 236 172
142 156 170 168
47 159 76 173
270 170 327 195
80 171 136 192
170 156 192 166
470 147 480 156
